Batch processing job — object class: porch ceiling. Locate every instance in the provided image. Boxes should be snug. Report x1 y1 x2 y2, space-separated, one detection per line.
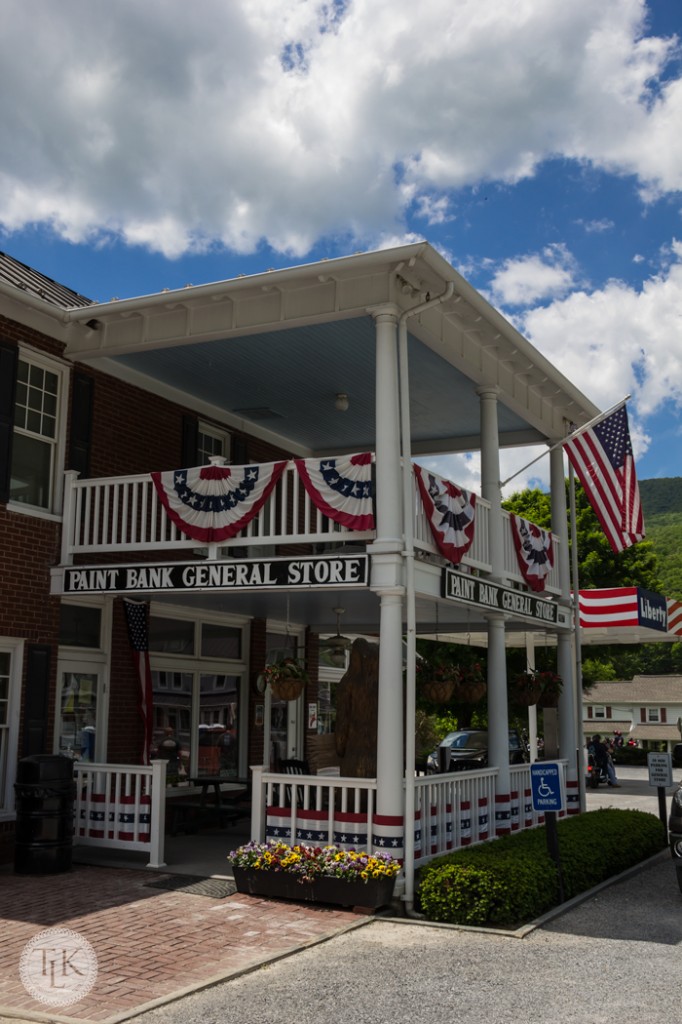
60 242 599 459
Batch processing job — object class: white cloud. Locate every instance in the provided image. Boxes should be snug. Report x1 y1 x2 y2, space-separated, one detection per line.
490 244 578 306
0 0 679 257
518 240 682 441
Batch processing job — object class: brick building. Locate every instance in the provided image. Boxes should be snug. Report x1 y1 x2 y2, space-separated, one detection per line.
0 242 598 900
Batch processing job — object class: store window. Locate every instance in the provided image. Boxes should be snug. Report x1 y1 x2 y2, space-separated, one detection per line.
11 354 66 511
59 604 102 648
148 612 247 781
198 422 231 465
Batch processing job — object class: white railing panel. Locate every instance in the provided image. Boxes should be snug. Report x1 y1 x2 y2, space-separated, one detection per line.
256 769 378 850
73 760 166 868
62 462 374 560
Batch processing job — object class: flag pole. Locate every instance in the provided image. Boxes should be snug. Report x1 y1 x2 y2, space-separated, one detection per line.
500 394 631 489
568 461 587 813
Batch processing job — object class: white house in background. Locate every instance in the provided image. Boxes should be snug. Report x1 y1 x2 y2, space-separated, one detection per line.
583 676 682 752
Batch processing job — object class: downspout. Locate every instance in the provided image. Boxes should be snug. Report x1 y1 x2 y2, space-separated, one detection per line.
399 280 454 917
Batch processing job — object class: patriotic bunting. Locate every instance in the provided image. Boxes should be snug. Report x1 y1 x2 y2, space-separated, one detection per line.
151 461 287 543
509 514 554 592
294 452 374 530
414 465 476 565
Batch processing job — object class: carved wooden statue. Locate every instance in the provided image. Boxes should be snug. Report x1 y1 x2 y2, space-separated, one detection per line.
335 637 379 777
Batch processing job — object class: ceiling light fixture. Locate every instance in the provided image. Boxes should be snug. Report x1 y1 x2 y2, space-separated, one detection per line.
326 607 351 667
335 392 349 412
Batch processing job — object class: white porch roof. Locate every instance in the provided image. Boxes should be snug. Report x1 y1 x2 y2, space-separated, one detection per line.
23 242 599 459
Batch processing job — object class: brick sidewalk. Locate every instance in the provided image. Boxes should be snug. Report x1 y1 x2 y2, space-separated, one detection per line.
0 865 367 1023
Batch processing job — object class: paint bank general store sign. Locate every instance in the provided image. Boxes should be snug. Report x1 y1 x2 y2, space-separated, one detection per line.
442 567 569 627
59 554 368 595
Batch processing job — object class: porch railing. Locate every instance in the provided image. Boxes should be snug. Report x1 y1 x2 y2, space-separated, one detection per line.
59 460 561 593
73 760 167 869
251 763 550 862
60 463 375 564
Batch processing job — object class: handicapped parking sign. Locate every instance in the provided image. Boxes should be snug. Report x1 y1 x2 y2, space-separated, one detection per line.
530 762 564 813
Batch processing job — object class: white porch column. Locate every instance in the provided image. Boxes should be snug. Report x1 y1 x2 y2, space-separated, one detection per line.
550 445 580 813
477 386 510 831
369 307 406 853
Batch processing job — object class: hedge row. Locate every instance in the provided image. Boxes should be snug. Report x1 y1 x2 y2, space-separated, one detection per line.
417 808 667 928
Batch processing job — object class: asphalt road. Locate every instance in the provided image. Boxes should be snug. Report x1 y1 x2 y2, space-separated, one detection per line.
130 769 682 1024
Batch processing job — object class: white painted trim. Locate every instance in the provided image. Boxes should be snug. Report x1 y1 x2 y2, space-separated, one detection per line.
0 637 25 815
13 346 70 515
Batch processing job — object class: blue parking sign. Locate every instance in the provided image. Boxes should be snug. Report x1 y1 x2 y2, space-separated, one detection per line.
530 762 564 813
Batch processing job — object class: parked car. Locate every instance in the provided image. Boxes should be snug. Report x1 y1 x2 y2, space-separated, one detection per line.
668 743 682 892
426 729 528 773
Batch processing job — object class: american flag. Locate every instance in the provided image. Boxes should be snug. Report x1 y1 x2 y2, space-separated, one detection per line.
563 403 644 553
123 599 154 765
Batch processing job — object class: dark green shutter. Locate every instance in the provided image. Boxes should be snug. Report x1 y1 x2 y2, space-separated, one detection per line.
181 414 198 466
23 644 52 756
0 340 18 503
69 371 94 478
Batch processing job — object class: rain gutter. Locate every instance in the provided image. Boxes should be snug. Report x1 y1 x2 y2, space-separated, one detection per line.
399 280 454 917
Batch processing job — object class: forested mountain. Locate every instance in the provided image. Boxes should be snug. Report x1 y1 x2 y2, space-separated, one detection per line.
639 478 682 600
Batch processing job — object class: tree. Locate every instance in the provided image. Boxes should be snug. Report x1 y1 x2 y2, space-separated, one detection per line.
503 481 663 592
503 480 666 682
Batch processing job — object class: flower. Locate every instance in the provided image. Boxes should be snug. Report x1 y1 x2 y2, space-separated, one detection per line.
227 841 401 884
262 657 309 685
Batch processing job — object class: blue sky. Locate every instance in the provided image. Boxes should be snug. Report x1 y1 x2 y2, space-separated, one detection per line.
1 0 681 494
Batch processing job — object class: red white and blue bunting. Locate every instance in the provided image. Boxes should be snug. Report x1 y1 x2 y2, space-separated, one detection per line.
509 514 554 592
151 461 287 543
414 465 476 565
294 452 374 531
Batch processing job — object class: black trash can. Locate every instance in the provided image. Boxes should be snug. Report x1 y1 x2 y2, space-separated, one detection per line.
14 754 76 874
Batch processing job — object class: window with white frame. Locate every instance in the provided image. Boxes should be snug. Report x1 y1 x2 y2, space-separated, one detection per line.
11 352 66 512
0 639 23 815
198 422 231 465
648 707 660 722
593 705 606 719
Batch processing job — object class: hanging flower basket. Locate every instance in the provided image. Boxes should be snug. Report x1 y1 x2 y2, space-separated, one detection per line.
263 657 308 701
536 671 562 709
509 671 543 708
416 657 457 703
420 677 455 703
451 663 487 704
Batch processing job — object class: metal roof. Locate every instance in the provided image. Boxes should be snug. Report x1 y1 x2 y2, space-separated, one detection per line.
0 251 93 310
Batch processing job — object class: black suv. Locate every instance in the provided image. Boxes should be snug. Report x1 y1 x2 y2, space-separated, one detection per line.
426 729 528 773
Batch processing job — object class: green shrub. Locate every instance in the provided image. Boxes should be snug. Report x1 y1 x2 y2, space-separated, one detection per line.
417 808 666 928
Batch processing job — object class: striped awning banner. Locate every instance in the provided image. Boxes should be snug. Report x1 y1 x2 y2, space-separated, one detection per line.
667 599 682 636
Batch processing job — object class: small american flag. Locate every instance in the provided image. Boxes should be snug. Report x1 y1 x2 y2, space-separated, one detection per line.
123 599 154 765
564 403 644 553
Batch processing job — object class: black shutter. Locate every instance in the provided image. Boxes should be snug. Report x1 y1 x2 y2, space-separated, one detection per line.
181 414 198 466
232 435 248 464
23 644 52 756
0 340 18 504
69 371 94 478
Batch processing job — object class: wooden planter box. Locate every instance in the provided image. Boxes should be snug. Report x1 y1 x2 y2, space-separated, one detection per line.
232 866 396 909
